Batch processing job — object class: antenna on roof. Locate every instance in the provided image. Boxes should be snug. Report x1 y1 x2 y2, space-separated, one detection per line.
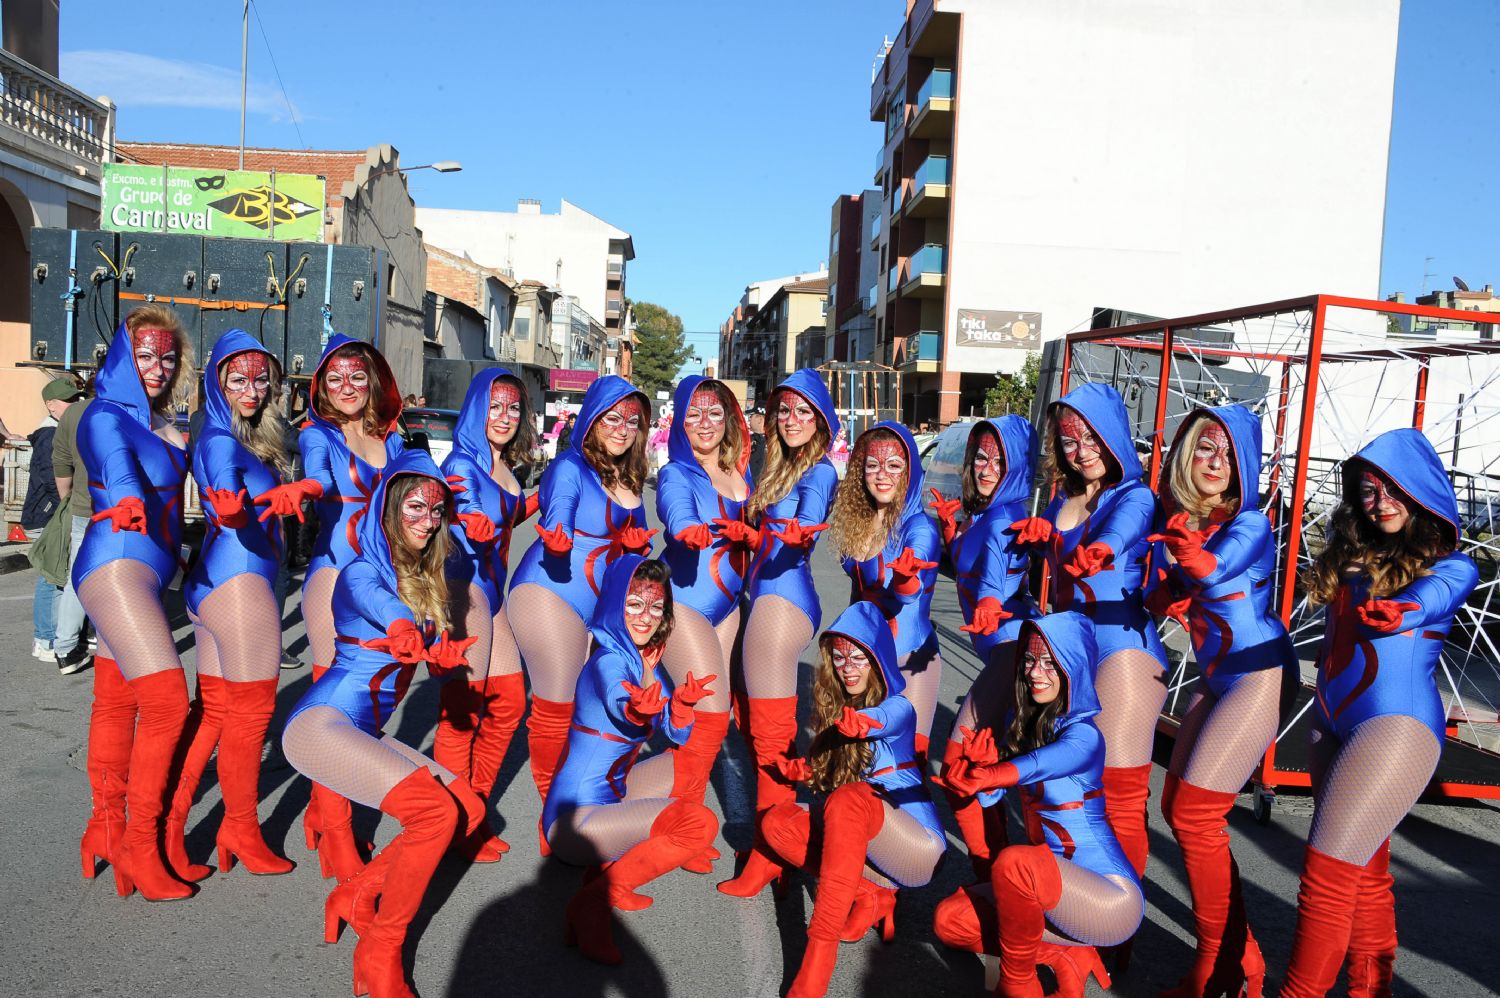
1454 276 1471 292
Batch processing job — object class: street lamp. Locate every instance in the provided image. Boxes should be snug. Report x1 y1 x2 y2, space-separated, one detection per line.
401 161 463 174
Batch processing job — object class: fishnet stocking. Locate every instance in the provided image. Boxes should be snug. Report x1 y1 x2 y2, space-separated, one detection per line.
950 640 1018 744
282 704 455 810
661 606 733 712
508 583 589 702
898 649 943 743
623 750 677 799
1169 667 1285 793
547 797 677 866
191 574 282 683
78 560 182 681
449 583 493 684
301 567 338 669
867 801 945 888
1094 649 1169 768
1047 864 1143 948
742 595 813 699
1307 714 1439 866
488 604 524 678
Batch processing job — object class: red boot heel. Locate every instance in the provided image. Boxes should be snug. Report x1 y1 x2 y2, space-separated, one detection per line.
216 820 295 875
717 848 786 898
1038 943 1112 998
841 881 897 943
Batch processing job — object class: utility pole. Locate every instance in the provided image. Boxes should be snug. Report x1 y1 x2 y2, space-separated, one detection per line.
239 0 249 169
1421 256 1436 295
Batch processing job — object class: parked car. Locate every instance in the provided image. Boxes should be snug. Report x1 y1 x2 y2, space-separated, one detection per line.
400 408 460 466
920 420 978 515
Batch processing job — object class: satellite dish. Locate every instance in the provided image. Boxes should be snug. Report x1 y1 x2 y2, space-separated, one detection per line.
1454 276 1471 292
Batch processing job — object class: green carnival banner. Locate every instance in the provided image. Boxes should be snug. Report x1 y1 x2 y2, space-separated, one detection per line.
101 163 326 241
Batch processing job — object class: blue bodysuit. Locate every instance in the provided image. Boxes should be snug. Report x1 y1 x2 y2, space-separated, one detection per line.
656 375 753 626
841 421 941 661
1041 383 1167 667
184 330 284 614
510 375 651 623
542 554 694 834
1313 429 1478 744
1145 405 1296 697
288 449 450 736
746 369 841 631
441 368 534 612
948 416 1040 660
74 321 188 591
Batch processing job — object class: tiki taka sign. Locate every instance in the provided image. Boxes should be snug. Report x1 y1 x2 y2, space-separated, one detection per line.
102 164 326 241
956 309 1041 349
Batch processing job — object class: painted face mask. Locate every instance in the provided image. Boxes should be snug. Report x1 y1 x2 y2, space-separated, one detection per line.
324 353 371 398
600 395 644 432
489 379 522 433
223 350 271 398
624 575 667 618
1192 421 1232 469
1358 470 1407 517
776 391 818 426
829 634 872 672
973 430 1003 474
684 388 726 426
1057 410 1099 459
133 327 179 389
1023 628 1054 671
863 436 908 480
401 478 448 525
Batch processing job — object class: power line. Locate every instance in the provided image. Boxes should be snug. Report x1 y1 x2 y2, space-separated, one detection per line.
250 0 307 149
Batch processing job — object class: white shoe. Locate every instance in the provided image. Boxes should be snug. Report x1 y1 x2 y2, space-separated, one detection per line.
32 640 54 662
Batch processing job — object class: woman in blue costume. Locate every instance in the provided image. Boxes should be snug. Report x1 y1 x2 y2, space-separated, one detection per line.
719 601 946 997
827 421 942 755
258 334 404 882
1281 429 1477 998
76 304 196 902
282 450 485 998
434 369 539 863
738 369 840 820
509 375 655 811
544 555 719 965
1011 383 1167 884
1143 405 1296 998
928 415 1039 881
933 613 1142 998
652 377 756 819
167 330 299 882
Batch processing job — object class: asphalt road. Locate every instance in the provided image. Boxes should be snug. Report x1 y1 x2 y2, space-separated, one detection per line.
1 491 1497 997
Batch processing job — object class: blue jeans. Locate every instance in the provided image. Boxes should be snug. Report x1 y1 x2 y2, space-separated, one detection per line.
53 515 89 657
32 571 59 646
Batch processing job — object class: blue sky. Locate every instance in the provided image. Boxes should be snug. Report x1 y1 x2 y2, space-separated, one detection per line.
61 1 1498 357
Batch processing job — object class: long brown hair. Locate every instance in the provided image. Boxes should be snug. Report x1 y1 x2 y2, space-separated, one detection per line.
581 393 650 494
1164 414 1241 520
491 374 537 470
381 474 451 630
830 427 906 560
124 303 194 414
745 388 831 521
222 352 294 482
808 636 888 793
1000 628 1070 759
627 559 676 655
961 424 1003 516
1303 461 1452 606
313 342 395 438
1040 406 1120 497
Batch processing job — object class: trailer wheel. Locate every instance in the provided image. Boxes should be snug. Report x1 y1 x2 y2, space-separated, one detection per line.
1252 788 1274 826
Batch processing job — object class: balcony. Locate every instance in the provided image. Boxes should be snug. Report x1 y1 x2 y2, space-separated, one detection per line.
910 68 953 139
873 146 887 184
0 48 111 177
606 260 623 281
900 244 946 299
869 213 881 249
900 330 941 373
866 282 879 315
904 156 949 218
605 294 623 317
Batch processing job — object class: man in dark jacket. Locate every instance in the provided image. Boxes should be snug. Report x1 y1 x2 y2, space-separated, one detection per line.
25 379 82 664
747 407 767 482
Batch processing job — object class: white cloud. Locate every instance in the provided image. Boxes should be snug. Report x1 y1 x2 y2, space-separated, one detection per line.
60 49 304 122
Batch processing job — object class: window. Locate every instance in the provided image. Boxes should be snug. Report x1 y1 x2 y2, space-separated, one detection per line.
515 306 531 341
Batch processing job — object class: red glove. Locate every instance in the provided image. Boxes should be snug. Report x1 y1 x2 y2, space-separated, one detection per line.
1009 517 1053 546
929 488 962 546
254 478 324 523
674 523 713 551
617 525 657 555
888 546 938 596
444 474 468 495
960 596 1011 636
456 512 496 543
1148 512 1217 580
1357 599 1421 634
365 619 426 665
712 517 760 548
522 492 541 521
944 758 1020 798
770 520 828 548
834 705 885 739
1063 542 1114 579
775 755 813 784
669 671 717 728
203 487 249 529
959 725 1000 766
621 680 666 726
536 522 573 557
1146 580 1192 629
91 496 147 534
425 630 479 677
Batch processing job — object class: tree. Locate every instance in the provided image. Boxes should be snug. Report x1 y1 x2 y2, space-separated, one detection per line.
984 351 1042 420
630 301 694 399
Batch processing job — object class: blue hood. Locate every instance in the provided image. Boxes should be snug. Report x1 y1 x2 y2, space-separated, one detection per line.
667 376 750 476
969 416 1038 510
865 420 926 525
588 553 653 667
571 375 649 459
1021 611 1100 724
821 601 903 699
453 367 524 474
1345 428 1462 550
308 333 402 435
1166 404 1262 512
356 448 450 596
773 368 840 451
96 320 159 429
1049 383 1143 484
201 329 274 439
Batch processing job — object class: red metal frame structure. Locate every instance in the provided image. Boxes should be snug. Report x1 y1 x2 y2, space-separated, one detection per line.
1056 294 1500 803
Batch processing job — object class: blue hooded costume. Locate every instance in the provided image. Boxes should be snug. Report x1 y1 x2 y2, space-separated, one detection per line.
841 421 942 661
542 554 694 835
510 375 651 622
288 450 451 736
442 368 534 612
299 333 405 580
746 369 841 631
1146 405 1295 696
656 376 754 626
1314 429 1478 743
74 320 189 591
949 416 1041 659
184 330 285 614
1041 383 1167 666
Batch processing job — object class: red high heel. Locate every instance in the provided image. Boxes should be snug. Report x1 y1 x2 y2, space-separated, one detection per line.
164 672 223 882
717 848 786 898
115 670 195 902
213 678 294 875
82 657 133 883
840 880 896 943
1038 942 1112 998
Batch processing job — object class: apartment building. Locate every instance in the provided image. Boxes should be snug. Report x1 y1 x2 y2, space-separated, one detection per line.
720 268 826 385
870 0 1399 425
739 277 830 403
424 244 521 363
826 191 883 364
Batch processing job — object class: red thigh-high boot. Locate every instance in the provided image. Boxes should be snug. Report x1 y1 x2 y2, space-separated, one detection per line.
82 657 135 886
1280 845 1364 998
527 696 574 804
163 673 223 882
116 669 194 901
842 878 897 944
743 696 801 813
787 782 886 998
1160 775 1264 998
941 738 1010 882
313 783 368 882
468 672 526 820
1036 942 1112 998
991 844 1064 998
671 708 730 873
351 769 461 998
433 678 508 862
301 664 329 851
1102 764 1153 879
215 678 294 874
933 883 997 954
565 799 718 965
718 801 810 897
1343 839 1397 998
